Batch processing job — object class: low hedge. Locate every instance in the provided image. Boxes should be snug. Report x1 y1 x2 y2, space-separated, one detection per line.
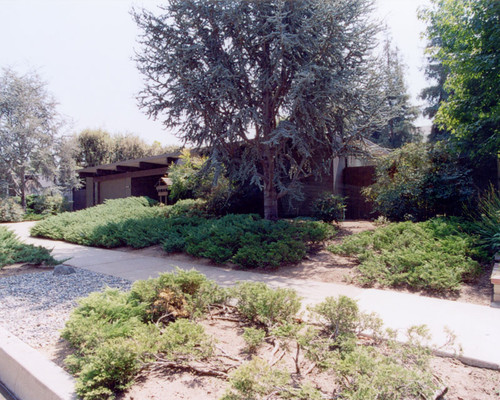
328 218 486 292
31 197 335 268
0 226 58 268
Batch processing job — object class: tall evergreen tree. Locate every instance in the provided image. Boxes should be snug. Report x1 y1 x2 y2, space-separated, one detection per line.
134 0 389 219
369 38 419 148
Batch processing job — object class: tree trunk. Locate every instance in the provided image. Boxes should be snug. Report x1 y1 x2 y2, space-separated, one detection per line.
263 182 278 220
20 168 26 210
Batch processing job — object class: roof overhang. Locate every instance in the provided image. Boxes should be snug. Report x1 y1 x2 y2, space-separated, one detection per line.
77 151 181 178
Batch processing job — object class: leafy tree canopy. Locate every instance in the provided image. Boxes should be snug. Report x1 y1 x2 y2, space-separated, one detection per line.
420 0 500 161
75 128 177 168
134 0 390 219
0 68 59 207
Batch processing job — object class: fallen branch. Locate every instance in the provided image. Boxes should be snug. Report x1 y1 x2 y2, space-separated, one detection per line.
215 345 244 362
150 359 229 378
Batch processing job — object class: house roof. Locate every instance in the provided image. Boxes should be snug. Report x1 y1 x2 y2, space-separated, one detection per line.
78 151 182 178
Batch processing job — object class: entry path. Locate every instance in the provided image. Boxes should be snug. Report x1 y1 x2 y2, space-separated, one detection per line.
5 222 500 370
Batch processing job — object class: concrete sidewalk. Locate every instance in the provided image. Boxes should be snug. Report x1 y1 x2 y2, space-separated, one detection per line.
5 221 500 370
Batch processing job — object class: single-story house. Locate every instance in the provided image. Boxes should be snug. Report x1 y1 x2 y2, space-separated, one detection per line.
75 142 389 218
74 151 181 210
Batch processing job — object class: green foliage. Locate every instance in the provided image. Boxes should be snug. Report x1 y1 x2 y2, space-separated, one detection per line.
62 271 222 400
167 150 212 202
231 282 301 329
242 327 266 353
329 218 484 291
311 296 359 341
0 226 58 268
335 341 436 400
364 142 475 221
26 194 70 216
0 197 24 222
158 319 213 361
130 269 226 322
469 188 500 254
221 357 290 400
167 214 333 268
420 0 500 161
311 193 346 223
164 198 208 218
31 196 160 246
32 197 333 268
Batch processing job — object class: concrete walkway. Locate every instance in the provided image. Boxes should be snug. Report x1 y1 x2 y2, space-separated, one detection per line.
4 221 500 370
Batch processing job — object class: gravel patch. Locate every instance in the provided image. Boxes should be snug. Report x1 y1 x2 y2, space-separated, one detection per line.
0 268 132 348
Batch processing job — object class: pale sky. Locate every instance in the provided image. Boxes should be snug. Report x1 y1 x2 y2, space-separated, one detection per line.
0 0 431 146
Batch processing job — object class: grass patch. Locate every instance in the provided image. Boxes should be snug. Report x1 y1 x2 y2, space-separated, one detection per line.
328 218 486 292
31 197 335 268
0 226 58 268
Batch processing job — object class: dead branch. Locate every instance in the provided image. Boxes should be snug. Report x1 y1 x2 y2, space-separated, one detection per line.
150 359 229 378
269 350 286 367
215 345 244 362
293 341 301 374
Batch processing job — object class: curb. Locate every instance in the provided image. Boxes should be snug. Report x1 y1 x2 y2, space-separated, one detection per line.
0 326 77 400
433 349 500 371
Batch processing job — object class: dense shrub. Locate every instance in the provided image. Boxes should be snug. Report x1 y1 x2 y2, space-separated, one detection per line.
230 281 301 329
62 270 221 400
0 226 58 268
26 193 70 216
0 197 24 222
31 196 161 245
32 197 333 268
469 188 500 254
163 214 334 268
363 143 475 221
311 193 346 222
329 218 485 291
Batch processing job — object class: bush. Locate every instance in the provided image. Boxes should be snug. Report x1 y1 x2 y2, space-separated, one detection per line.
0 197 24 222
311 296 359 340
363 143 475 221
469 188 500 254
166 214 334 268
129 269 226 322
311 193 346 222
231 282 301 329
32 197 333 268
221 357 290 400
26 193 70 216
31 196 161 246
329 218 484 291
164 198 208 218
62 270 223 400
0 226 58 268
242 327 267 353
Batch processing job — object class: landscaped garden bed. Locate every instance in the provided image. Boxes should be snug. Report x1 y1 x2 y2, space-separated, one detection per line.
48 270 500 400
30 197 335 269
328 218 488 292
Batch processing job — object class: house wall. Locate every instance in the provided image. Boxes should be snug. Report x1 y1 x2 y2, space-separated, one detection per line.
98 178 129 203
280 155 376 218
131 175 163 201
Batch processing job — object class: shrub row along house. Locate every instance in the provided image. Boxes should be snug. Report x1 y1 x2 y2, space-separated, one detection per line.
75 141 389 219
